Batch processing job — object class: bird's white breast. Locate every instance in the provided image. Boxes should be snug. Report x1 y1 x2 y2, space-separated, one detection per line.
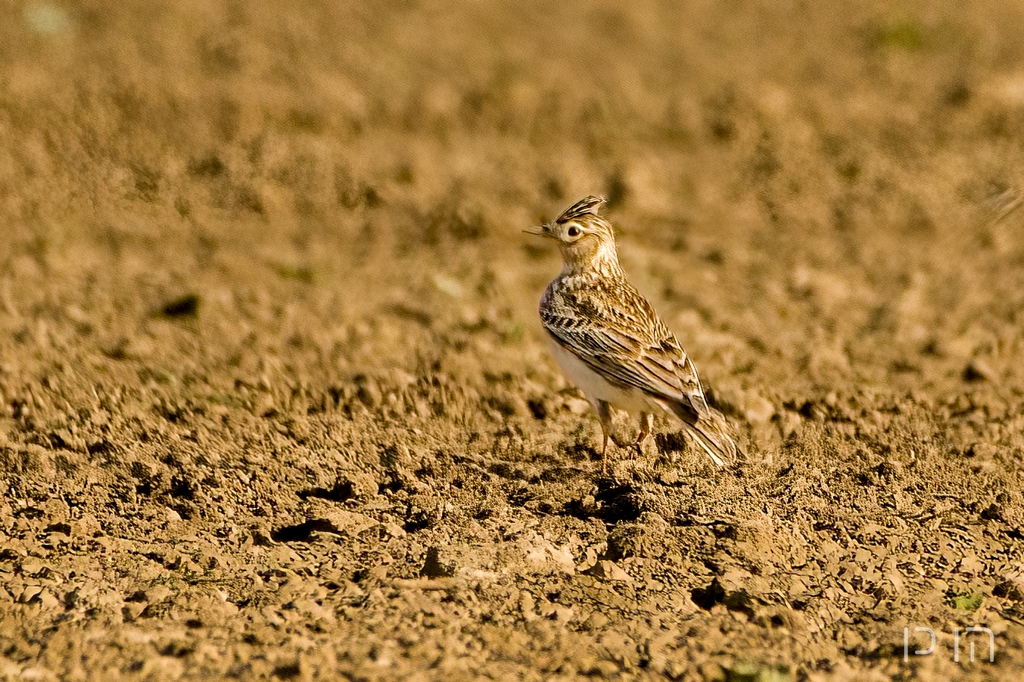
547 336 656 414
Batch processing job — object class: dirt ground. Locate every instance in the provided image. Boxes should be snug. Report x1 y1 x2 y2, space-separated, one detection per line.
2 0 1024 680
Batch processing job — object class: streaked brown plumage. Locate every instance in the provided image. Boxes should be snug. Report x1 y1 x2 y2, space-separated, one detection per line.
525 195 739 471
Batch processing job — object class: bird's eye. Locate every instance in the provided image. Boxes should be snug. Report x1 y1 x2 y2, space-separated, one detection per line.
566 225 580 238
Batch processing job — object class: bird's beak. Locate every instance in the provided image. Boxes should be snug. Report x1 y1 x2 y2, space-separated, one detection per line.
523 223 552 238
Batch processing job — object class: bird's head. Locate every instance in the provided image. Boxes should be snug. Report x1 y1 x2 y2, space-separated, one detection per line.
524 195 618 272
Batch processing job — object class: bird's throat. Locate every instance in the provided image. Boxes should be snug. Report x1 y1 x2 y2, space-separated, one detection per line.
560 239 621 277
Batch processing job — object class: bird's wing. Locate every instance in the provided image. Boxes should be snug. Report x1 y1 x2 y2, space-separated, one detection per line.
541 278 710 417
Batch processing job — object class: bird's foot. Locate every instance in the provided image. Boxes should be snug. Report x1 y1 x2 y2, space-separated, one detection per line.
633 412 653 458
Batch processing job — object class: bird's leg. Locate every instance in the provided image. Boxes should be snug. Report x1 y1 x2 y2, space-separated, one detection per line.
597 400 613 473
634 412 653 456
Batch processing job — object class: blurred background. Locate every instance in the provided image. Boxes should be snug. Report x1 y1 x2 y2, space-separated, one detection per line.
3 0 1024 399
2 1 1024 678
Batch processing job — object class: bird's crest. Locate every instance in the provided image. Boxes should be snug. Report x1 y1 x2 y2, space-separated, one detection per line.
556 195 606 224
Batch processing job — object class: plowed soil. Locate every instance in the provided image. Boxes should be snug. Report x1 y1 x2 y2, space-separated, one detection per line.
3 1 1024 680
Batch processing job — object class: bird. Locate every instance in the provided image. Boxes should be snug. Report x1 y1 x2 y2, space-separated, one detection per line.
525 195 740 472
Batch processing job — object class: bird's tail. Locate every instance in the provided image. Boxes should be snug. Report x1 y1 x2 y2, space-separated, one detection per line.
671 404 741 468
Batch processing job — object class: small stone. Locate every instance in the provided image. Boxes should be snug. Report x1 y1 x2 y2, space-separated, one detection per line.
43 498 71 522
123 602 147 621
519 590 537 621
383 522 406 538
302 500 378 537
19 585 43 603
144 585 172 604
335 469 379 502
994 578 1024 601
420 547 456 578
38 589 61 610
583 611 611 631
20 558 46 576
584 560 633 582
405 494 442 531
157 294 200 319
550 604 575 622
964 358 996 382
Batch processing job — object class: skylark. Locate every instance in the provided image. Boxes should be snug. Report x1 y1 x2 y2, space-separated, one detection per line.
526 195 739 471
